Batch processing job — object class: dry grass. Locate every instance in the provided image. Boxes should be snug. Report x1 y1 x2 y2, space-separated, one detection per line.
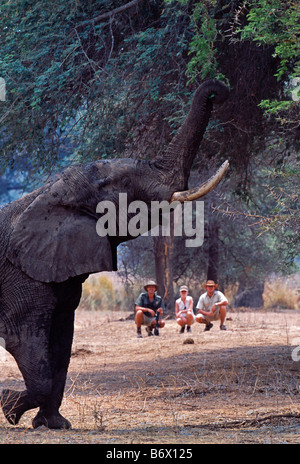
80 272 141 312
263 274 300 310
0 308 300 444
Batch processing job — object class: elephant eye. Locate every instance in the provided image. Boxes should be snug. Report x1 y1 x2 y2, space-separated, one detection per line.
97 177 110 189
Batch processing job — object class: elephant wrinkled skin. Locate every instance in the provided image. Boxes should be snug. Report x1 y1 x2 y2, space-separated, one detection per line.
0 79 229 429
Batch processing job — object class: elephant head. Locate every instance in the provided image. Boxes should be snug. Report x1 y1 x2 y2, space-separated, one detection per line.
6 79 229 283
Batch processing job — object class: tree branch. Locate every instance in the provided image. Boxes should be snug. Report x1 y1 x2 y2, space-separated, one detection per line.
75 0 143 30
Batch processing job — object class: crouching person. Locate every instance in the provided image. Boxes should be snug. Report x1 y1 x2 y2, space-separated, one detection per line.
135 280 165 338
175 285 195 333
196 280 228 331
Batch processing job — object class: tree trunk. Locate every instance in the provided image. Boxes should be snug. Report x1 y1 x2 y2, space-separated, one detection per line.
153 234 165 297
234 282 265 308
153 223 174 316
207 218 219 283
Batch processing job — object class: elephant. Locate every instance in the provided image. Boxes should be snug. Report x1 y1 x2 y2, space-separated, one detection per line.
0 79 229 429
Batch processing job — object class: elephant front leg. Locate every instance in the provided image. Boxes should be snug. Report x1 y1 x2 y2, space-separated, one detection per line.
32 309 75 429
0 321 54 426
1 318 72 429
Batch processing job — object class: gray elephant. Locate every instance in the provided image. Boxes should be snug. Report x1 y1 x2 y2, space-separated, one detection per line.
0 79 229 429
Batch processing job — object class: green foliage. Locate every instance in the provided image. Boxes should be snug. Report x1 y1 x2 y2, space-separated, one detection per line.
238 0 300 116
187 2 219 80
239 0 300 80
0 0 195 176
258 99 294 114
167 0 226 82
2 0 297 177
1 1 91 173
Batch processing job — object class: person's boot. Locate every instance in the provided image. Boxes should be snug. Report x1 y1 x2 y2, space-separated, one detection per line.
146 327 153 336
179 326 185 334
204 322 213 331
137 327 142 338
187 326 191 333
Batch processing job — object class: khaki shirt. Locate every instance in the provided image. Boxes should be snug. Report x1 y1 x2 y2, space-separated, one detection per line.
196 290 228 313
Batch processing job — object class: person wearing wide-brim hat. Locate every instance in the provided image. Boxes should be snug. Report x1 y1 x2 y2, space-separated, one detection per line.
195 280 228 331
135 280 165 338
175 285 195 334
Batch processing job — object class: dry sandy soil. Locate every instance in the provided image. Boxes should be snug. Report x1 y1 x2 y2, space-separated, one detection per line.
0 308 299 444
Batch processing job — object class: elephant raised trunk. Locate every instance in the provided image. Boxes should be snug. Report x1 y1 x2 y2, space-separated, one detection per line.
155 79 230 200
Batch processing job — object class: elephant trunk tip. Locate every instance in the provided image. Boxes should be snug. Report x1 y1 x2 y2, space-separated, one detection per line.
195 79 230 105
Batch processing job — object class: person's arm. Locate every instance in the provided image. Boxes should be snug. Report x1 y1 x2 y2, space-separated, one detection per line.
197 307 212 316
177 307 186 317
135 294 155 317
201 297 228 317
156 297 164 315
196 296 207 315
187 297 194 311
135 305 155 316
214 292 228 310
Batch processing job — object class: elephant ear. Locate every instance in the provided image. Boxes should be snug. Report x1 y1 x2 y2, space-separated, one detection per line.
7 179 115 283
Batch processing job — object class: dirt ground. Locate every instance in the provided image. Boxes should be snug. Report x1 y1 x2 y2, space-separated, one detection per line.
0 308 299 444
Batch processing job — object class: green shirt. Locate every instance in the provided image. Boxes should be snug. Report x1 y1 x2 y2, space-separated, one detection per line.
135 292 165 318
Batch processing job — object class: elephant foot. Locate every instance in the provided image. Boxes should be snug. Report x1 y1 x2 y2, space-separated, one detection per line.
0 389 30 425
32 410 72 430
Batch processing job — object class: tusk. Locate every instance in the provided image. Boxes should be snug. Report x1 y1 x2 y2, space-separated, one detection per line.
170 160 229 203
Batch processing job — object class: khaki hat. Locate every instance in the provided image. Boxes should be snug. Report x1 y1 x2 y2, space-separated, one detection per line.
205 280 218 289
144 280 158 291
180 285 189 292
